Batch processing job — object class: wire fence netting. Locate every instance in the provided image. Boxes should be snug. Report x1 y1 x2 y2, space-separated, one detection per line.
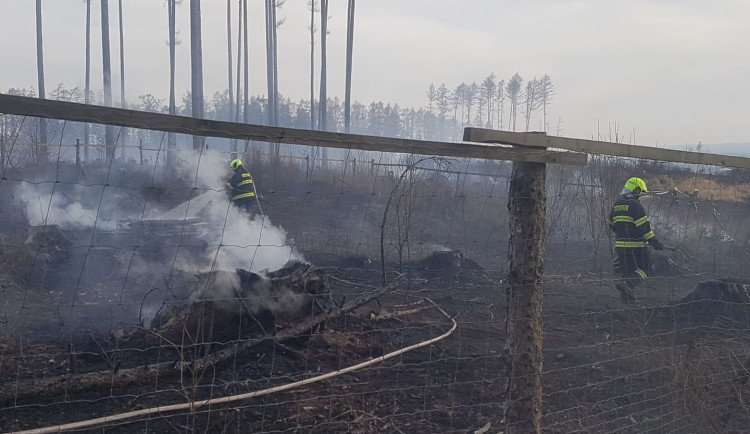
1 115 749 433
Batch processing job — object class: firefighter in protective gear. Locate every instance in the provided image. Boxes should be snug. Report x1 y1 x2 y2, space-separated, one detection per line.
227 159 257 211
609 177 664 303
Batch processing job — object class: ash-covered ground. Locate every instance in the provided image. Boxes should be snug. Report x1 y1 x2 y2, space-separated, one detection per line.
1 155 750 433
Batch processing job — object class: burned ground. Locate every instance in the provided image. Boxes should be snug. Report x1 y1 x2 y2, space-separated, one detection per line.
4 262 750 433
2 158 750 433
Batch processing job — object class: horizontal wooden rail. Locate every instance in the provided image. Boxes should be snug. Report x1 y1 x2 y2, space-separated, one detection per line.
0 94 586 166
26 142 509 178
463 128 750 170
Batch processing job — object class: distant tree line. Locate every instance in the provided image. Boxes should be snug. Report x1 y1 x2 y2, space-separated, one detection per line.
2 73 554 151
428 73 555 135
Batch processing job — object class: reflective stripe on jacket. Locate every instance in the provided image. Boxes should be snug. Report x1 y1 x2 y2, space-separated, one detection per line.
609 197 654 248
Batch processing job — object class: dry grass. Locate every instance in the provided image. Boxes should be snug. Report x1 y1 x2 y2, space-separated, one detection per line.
648 175 750 203
672 339 750 433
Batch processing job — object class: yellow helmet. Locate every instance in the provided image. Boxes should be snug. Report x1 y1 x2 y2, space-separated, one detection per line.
622 177 647 196
230 159 243 170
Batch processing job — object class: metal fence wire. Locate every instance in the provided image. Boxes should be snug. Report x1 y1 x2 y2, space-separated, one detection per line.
1 114 750 433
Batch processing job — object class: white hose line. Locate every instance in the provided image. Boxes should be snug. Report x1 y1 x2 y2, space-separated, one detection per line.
13 300 456 434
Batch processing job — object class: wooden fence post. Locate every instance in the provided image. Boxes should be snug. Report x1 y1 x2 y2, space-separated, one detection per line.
75 138 81 168
83 129 89 163
139 138 144 165
505 161 546 434
306 155 310 184
1 130 5 171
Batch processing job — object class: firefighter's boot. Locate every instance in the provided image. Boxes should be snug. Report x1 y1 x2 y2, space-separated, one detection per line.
616 282 637 303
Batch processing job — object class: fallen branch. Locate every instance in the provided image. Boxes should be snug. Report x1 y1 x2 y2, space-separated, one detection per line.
370 303 433 321
1 282 399 405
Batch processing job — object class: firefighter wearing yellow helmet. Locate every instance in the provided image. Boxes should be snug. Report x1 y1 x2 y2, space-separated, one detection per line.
609 177 664 303
226 159 257 210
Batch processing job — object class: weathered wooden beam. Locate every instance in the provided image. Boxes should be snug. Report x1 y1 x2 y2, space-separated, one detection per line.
0 94 587 165
464 127 750 170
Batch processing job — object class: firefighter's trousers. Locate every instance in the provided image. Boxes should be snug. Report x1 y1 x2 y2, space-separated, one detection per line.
613 246 650 290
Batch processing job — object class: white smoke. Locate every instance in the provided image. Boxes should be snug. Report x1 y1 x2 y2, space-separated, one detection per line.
155 150 303 273
190 269 309 317
15 182 120 230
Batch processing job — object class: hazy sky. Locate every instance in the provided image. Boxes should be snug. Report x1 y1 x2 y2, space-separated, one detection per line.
1 0 749 147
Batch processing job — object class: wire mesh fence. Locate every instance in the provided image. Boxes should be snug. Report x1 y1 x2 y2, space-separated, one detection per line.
1 114 749 433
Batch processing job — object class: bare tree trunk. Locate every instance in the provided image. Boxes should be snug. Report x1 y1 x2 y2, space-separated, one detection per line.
190 0 205 151
264 0 274 128
272 2 279 125
84 0 91 163
242 0 248 124
101 0 115 164
226 0 235 155
242 0 251 157
272 1 279 126
226 0 234 122
118 0 125 109
271 0 280 158
309 0 316 131
234 0 242 124
233 0 243 159
35 0 48 165
319 0 328 169
344 0 355 134
318 0 327 132
167 0 177 166
263 0 276 162
118 0 127 160
504 161 546 434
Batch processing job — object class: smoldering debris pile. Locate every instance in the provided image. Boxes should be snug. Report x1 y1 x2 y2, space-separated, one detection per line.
141 261 332 344
672 278 750 326
680 278 750 304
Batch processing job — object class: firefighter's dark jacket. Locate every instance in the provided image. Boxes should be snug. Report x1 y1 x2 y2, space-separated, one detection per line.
608 196 656 248
226 166 255 201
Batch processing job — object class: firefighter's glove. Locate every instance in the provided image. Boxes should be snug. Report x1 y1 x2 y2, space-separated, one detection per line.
650 239 665 250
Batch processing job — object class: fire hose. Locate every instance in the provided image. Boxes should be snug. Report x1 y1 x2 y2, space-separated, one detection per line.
12 299 456 434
